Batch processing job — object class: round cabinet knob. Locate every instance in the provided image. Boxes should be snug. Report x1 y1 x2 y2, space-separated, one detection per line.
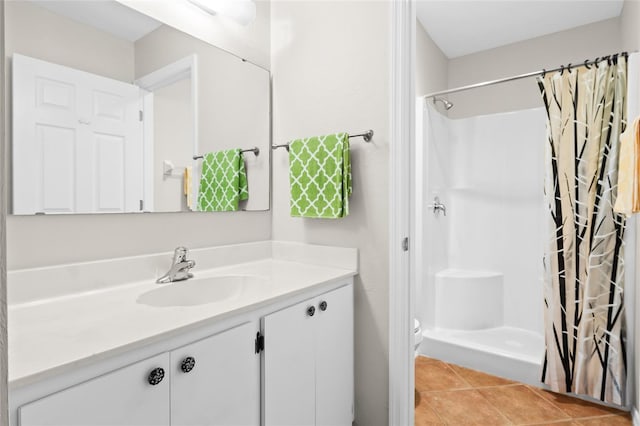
147 367 165 385
181 357 196 373
319 301 328 311
307 306 316 317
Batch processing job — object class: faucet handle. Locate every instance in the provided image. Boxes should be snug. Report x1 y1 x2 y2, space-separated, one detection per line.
173 246 189 262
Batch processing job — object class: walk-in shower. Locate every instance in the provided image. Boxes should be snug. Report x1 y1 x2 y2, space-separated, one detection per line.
416 104 548 385
414 53 638 401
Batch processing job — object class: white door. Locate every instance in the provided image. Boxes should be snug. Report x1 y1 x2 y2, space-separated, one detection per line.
263 298 316 426
170 322 260 426
315 285 354 425
12 54 143 214
18 353 170 426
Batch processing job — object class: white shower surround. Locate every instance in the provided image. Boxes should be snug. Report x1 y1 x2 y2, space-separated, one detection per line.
417 104 547 383
434 269 503 330
417 70 638 398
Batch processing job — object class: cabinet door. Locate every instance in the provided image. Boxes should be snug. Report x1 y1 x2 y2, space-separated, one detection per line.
315 285 354 425
171 322 259 426
19 353 170 426
263 298 316 426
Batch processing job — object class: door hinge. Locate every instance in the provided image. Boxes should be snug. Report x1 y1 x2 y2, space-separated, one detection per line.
402 237 409 251
139 199 144 211
139 110 144 121
255 332 264 354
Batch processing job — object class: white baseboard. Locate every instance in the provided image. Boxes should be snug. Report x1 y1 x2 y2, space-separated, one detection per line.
632 407 640 426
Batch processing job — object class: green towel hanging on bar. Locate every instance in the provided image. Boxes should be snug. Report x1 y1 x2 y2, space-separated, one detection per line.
197 149 248 212
289 132 351 218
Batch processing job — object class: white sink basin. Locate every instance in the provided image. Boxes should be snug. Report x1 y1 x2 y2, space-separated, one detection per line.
137 275 269 307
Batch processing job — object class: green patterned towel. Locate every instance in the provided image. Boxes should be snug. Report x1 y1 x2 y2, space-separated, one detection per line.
197 149 248 212
289 133 351 218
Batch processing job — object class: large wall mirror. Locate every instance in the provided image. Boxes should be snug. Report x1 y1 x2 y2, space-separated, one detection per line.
5 0 271 215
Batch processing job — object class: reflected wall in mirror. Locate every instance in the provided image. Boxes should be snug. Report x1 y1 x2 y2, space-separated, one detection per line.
6 0 270 215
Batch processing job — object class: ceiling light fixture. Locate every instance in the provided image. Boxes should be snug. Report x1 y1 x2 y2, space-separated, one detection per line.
188 0 257 26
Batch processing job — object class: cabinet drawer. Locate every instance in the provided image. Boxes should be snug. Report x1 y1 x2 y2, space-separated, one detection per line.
19 353 170 426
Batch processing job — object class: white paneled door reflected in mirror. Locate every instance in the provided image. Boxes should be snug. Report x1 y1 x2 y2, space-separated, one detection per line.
7 0 270 215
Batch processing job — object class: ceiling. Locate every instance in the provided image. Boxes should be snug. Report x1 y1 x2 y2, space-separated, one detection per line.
416 0 625 58
27 0 162 42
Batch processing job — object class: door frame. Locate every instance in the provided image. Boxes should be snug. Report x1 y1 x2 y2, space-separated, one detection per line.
0 0 8 422
388 0 415 425
135 54 199 211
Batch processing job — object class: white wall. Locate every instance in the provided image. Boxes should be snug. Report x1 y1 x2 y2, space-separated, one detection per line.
117 0 271 69
5 1 134 82
152 79 193 212
415 20 447 97
7 211 271 269
621 0 640 52
447 18 622 118
270 2 390 424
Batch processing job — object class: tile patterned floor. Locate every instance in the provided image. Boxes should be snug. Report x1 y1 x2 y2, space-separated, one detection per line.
415 356 632 425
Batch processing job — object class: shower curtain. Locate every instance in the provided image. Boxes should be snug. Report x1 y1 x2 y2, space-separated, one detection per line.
539 56 627 405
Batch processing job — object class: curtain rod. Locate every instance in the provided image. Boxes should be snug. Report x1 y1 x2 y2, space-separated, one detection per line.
423 51 636 100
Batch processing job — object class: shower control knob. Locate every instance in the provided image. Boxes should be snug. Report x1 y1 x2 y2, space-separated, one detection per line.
181 357 196 373
427 196 447 217
307 306 316 317
147 368 165 385
319 301 328 311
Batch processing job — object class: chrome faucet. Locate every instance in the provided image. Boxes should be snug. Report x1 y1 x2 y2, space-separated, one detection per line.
156 247 196 284
428 196 447 217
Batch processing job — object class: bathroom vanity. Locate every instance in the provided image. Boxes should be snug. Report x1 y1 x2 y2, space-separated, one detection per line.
8 242 357 426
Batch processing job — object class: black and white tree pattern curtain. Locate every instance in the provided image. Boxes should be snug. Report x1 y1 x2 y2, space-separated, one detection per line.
538 56 627 405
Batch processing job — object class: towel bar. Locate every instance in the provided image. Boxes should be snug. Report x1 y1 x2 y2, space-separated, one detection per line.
271 130 374 152
193 147 260 160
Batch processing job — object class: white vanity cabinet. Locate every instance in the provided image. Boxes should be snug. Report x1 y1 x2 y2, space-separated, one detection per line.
263 284 354 426
12 278 355 426
18 323 260 426
18 353 171 426
170 322 260 425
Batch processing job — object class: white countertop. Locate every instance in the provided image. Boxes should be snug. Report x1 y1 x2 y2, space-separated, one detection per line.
8 242 358 389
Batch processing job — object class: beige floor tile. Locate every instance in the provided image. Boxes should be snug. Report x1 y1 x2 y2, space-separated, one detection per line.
448 363 516 388
415 393 445 426
479 385 570 424
423 389 512 425
414 358 631 426
529 387 625 419
415 357 471 392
